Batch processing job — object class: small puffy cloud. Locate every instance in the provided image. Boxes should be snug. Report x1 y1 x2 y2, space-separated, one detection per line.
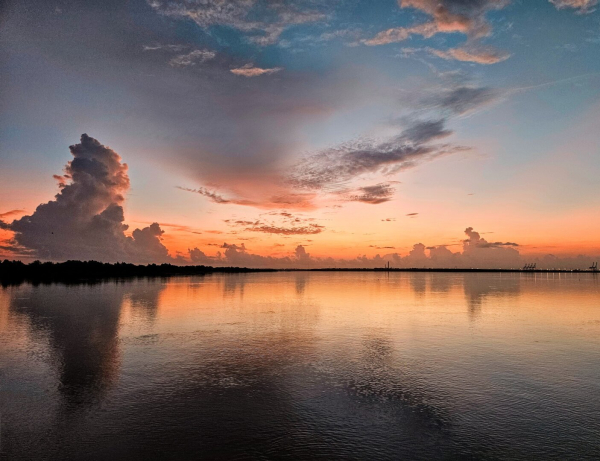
295 245 310 260
549 0 598 13
350 183 396 204
4 135 171 263
189 247 213 265
169 49 216 67
230 64 283 77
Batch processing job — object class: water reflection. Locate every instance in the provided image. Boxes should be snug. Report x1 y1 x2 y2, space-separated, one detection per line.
462 274 521 319
9 282 123 411
126 278 167 323
1 272 599 459
222 273 247 298
294 272 308 296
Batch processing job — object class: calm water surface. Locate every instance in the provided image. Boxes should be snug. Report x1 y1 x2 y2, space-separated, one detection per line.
1 272 599 460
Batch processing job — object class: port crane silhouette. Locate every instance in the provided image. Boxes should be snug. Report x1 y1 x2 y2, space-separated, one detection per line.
590 262 598 272
522 263 536 271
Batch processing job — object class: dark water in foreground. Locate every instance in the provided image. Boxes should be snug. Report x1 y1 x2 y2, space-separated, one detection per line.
1 272 599 460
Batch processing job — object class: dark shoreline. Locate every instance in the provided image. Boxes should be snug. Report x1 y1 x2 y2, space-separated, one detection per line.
1 260 598 286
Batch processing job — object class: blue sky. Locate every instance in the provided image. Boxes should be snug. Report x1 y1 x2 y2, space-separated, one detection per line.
1 0 600 266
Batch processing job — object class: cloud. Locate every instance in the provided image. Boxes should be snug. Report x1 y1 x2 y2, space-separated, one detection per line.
169 49 216 67
230 64 283 77
147 0 327 46
0 209 25 219
246 224 324 235
224 213 325 234
349 183 396 204
185 226 599 270
143 44 187 52
425 84 500 115
177 186 256 206
400 0 509 38
178 186 316 209
364 0 509 45
459 226 521 265
363 22 438 46
364 1 510 65
3 135 171 263
184 227 526 269
406 212 419 217
289 119 461 191
429 46 511 64
549 0 598 13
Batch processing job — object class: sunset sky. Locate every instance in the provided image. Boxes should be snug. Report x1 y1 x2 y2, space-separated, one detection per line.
1 0 600 268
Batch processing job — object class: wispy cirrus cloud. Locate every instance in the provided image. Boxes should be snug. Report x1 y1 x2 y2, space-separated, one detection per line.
224 212 325 234
246 223 324 235
289 118 460 191
429 46 511 65
424 84 501 116
550 0 598 13
230 64 283 77
400 0 510 39
147 0 327 46
177 186 256 206
364 0 510 64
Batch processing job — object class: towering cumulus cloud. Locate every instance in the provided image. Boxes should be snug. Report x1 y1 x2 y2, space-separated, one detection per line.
2 135 170 263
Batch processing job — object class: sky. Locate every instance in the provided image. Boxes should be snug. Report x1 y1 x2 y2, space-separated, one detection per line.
1 0 600 268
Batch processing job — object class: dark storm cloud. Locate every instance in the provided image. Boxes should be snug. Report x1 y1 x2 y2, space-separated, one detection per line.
3 135 171 263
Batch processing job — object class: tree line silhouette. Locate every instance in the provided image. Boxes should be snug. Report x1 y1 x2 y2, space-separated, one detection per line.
0 260 275 285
